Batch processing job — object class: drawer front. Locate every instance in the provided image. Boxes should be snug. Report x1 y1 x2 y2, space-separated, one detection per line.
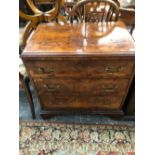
26 60 134 78
39 93 123 110
34 78 129 96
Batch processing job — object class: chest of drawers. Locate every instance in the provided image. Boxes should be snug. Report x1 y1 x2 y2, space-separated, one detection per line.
21 21 135 118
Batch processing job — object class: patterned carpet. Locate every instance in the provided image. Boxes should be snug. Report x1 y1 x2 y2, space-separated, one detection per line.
19 121 135 155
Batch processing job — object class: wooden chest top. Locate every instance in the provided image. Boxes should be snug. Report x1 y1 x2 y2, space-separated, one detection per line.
22 21 135 58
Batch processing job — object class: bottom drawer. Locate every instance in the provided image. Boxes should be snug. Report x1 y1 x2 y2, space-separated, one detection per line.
39 93 123 110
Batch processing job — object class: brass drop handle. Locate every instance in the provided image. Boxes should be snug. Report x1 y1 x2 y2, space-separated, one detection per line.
102 85 117 93
37 67 43 73
43 84 60 92
104 66 125 73
37 67 56 74
46 68 55 73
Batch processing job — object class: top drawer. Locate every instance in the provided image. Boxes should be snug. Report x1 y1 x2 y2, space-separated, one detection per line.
25 59 134 78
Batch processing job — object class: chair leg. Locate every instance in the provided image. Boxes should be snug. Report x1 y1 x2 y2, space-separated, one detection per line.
130 25 135 35
22 78 36 119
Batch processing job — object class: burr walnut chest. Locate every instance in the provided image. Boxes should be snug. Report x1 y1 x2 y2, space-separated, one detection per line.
21 21 135 118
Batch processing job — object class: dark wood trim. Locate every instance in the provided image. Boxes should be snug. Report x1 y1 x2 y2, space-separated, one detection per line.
40 109 124 119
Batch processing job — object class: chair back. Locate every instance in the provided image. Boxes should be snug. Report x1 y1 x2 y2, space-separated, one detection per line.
19 0 66 52
70 0 120 23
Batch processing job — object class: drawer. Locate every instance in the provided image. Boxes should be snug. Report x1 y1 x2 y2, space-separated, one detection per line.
26 60 134 78
34 78 129 96
39 93 123 110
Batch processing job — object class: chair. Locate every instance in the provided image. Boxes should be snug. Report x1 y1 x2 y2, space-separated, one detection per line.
70 0 120 23
19 0 64 119
19 26 36 119
119 7 135 35
19 0 66 49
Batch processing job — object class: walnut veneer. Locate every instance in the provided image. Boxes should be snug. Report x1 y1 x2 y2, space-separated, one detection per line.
21 21 135 118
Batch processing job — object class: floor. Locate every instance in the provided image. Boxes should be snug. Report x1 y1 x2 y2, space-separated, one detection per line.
19 84 135 125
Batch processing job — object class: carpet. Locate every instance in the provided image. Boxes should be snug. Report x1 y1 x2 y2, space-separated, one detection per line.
19 121 135 155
